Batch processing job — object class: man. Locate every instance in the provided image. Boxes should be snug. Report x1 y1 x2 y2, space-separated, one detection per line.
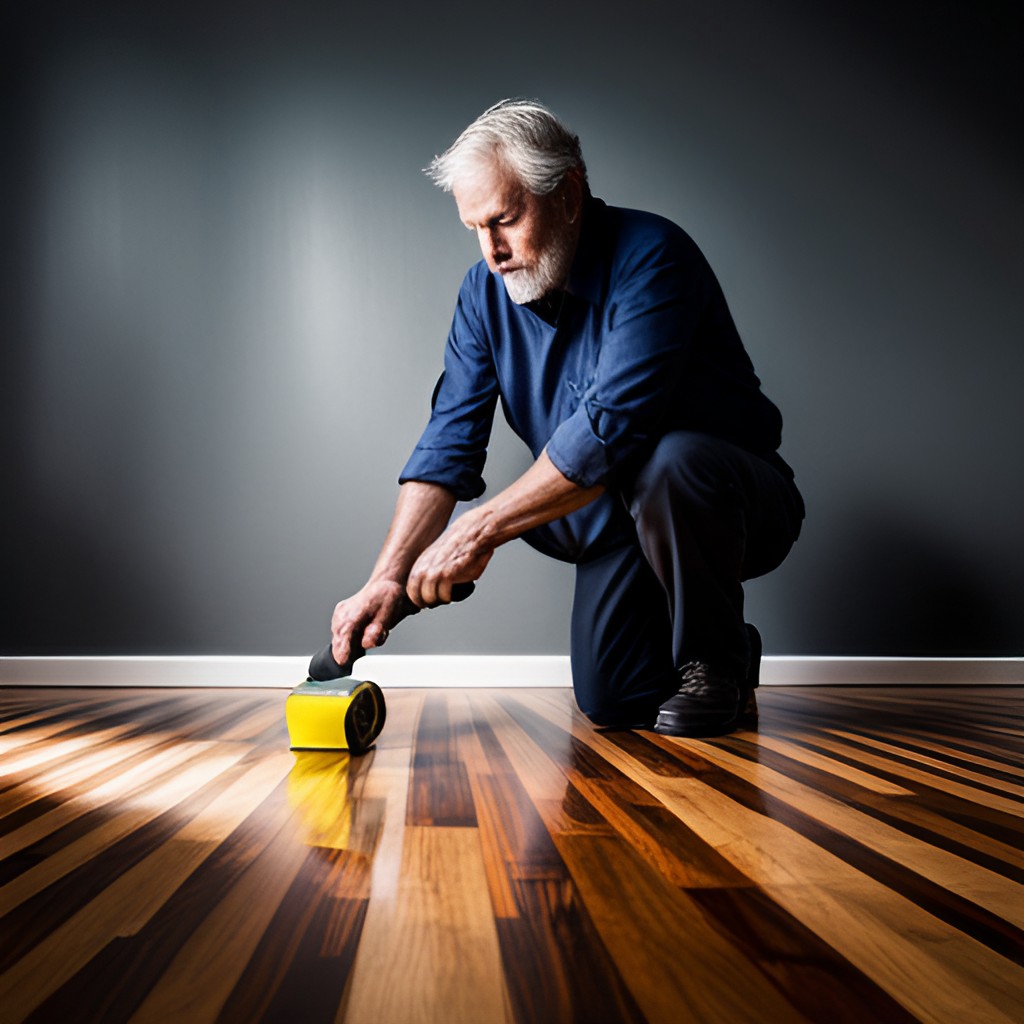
327 99 804 737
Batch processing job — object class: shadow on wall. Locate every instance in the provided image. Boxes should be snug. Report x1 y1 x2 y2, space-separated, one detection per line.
798 503 1017 657
1 490 177 656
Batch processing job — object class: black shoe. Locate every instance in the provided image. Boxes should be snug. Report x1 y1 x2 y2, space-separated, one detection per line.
654 662 748 737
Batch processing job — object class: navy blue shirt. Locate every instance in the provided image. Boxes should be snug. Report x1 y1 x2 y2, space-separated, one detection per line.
400 197 784 504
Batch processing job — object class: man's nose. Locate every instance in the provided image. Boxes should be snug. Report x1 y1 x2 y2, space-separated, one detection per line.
480 227 511 268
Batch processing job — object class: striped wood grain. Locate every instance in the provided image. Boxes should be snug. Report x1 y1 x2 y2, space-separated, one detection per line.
0 684 1021 1023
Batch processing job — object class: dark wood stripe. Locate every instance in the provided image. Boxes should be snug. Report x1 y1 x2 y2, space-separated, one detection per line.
717 735 1024 880
406 693 477 827
630 734 1024 964
499 696 945 1022
216 849 371 1023
0 751 254 974
469 706 646 1024
22 766 297 1021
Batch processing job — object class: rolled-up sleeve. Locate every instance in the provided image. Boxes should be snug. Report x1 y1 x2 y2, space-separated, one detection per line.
546 234 713 488
399 272 499 500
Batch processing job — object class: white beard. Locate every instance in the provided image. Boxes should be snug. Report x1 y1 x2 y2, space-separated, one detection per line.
501 228 575 305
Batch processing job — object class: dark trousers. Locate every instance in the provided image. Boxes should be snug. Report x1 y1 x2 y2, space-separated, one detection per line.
524 431 805 726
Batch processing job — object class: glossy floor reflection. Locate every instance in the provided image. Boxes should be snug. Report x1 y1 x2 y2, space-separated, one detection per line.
0 685 1021 1022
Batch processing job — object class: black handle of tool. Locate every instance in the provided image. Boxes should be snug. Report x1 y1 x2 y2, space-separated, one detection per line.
308 582 476 681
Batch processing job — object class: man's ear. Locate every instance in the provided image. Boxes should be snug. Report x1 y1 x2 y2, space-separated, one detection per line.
562 167 585 225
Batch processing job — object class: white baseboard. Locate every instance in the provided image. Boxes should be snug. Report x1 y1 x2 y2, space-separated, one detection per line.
1 655 1021 689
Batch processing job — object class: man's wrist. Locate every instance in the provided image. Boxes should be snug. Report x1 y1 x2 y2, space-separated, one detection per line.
461 505 503 551
365 572 408 593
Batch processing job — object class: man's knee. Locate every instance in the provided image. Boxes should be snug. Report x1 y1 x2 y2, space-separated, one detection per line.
628 430 738 517
572 656 677 727
576 697 621 727
575 688 662 728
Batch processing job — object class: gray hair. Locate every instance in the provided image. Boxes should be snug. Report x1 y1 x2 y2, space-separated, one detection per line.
425 99 588 196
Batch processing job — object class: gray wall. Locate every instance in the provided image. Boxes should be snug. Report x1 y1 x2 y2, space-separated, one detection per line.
3 0 1021 657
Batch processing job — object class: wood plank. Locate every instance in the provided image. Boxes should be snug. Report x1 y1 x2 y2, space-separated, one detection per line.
828 728 1024 797
0 739 212 862
751 732 915 795
494 695 925 1024
406 693 477 827
794 728 1024 817
0 752 293 1021
0 725 137 779
0 744 248 915
882 730 1024 778
576 727 1024 1024
340 826 511 1024
555 830 813 1024
0 733 186 822
686 737 1024 927
463 696 645 1023
1 685 1022 1024
126 797 311 1022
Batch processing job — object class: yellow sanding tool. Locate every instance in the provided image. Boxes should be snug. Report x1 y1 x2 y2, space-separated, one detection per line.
286 677 386 754
290 584 473 754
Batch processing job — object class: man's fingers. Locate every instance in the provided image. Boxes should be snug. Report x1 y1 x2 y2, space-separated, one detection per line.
415 574 453 608
406 568 432 609
417 576 439 608
331 636 352 666
362 621 390 648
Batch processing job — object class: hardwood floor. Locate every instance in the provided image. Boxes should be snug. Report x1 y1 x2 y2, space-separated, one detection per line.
0 684 1021 1023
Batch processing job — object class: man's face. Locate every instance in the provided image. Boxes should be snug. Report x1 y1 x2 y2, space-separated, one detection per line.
453 157 575 304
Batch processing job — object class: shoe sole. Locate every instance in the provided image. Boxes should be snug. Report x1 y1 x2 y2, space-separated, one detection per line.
654 686 757 738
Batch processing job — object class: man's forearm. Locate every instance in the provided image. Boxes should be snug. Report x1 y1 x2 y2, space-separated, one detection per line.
473 448 604 547
370 481 458 584
405 449 603 606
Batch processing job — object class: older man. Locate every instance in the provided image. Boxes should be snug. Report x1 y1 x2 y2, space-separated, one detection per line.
327 99 804 736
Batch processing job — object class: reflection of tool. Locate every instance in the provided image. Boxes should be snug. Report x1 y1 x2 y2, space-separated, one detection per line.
287 751 386 870
288 751 353 848
286 678 386 754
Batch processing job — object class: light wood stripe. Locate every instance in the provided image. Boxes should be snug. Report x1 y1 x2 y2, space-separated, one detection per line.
578 730 1024 1023
795 729 1024 817
0 724 137 777
0 740 215 861
687 738 1024 927
0 744 247 915
0 753 293 1021
342 826 512 1024
827 728 1024 797
0 733 177 820
0 715 87 752
886 731 1024 777
127 797 311 1023
750 732 916 795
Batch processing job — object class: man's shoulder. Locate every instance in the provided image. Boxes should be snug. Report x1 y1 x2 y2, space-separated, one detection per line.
599 201 702 262
586 201 710 294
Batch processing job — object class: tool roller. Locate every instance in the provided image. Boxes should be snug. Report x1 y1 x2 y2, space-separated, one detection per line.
286 583 475 753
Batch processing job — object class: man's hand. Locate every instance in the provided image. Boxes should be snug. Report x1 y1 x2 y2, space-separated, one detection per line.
330 579 414 668
406 509 495 608
406 450 603 608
